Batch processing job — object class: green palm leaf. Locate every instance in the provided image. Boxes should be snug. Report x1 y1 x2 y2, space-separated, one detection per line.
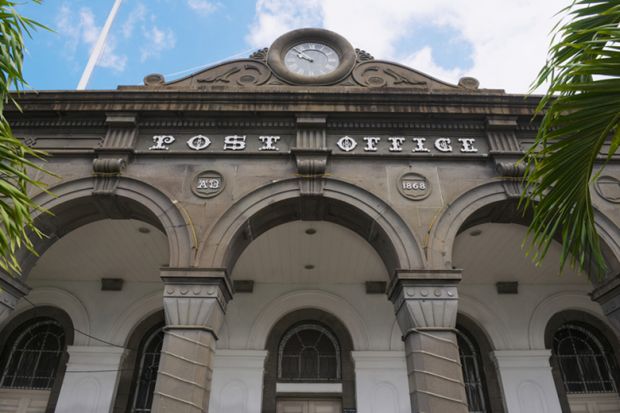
0 0 51 274
522 0 620 278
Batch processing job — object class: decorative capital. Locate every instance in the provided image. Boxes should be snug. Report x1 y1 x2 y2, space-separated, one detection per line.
160 268 233 334
388 270 461 334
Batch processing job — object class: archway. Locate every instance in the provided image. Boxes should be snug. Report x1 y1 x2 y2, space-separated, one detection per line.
198 178 424 276
17 176 193 280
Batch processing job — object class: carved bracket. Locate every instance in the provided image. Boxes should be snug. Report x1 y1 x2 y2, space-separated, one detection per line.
496 161 526 199
92 158 126 197
293 115 329 196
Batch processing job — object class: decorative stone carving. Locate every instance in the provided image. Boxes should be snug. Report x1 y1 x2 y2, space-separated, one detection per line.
195 61 271 87
496 162 526 198
388 270 467 413
486 116 521 154
352 62 431 89
144 73 165 86
458 76 480 90
249 47 269 61
293 115 329 196
92 158 126 196
160 268 233 328
355 48 374 62
595 176 620 203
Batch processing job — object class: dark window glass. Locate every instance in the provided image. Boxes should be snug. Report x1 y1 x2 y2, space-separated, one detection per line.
553 324 617 394
0 319 65 390
131 327 164 413
278 324 340 381
457 329 487 413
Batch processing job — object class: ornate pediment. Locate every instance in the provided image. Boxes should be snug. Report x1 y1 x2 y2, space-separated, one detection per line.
126 29 488 93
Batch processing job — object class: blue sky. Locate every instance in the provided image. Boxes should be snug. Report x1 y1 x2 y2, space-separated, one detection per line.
19 0 569 93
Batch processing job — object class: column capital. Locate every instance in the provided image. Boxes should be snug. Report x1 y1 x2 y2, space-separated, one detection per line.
389 270 462 333
160 267 232 333
0 272 30 323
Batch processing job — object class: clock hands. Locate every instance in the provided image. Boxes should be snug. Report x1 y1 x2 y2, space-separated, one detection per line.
292 48 314 62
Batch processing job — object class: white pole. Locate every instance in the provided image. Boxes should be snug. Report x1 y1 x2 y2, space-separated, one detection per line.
77 0 123 90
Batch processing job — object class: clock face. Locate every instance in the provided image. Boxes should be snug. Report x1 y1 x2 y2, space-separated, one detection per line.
284 42 340 77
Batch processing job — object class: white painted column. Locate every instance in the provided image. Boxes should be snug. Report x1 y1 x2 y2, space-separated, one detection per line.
209 350 267 413
492 350 562 413
351 351 412 413
55 346 126 413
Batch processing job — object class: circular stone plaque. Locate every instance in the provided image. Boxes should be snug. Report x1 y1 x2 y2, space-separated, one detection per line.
398 172 431 200
192 171 224 198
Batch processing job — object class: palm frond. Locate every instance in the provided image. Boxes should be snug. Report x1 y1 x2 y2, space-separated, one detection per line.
523 0 620 278
0 1 51 274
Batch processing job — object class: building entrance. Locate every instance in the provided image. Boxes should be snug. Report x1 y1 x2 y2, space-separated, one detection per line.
276 399 342 413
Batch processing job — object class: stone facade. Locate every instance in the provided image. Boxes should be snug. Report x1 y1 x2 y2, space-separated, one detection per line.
1 29 620 413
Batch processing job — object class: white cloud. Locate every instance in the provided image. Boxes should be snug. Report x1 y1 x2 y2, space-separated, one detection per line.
140 26 176 62
247 0 570 93
402 47 464 85
55 4 127 72
187 0 219 15
122 3 147 39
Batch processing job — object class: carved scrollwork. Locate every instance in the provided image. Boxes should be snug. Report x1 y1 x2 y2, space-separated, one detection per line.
496 162 526 178
249 47 269 61
352 61 429 89
93 158 126 175
355 48 374 62
195 60 271 87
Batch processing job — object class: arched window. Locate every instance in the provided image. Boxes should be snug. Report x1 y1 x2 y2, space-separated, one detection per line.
457 329 487 413
130 326 164 413
553 323 617 394
278 323 340 381
0 318 65 390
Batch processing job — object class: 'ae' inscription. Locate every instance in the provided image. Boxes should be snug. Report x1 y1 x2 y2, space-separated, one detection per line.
398 172 431 201
192 171 224 198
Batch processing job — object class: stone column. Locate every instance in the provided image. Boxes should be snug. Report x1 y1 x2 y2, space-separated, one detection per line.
55 346 126 413
388 270 468 413
0 272 30 325
591 274 620 333
492 350 562 413
151 268 233 413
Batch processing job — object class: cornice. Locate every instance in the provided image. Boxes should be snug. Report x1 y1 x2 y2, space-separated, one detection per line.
7 89 542 116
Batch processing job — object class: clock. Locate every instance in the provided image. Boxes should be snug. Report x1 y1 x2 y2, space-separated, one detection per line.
284 42 340 77
267 28 356 85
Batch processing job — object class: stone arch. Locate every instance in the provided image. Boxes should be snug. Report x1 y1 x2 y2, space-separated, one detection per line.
529 290 615 350
198 178 424 276
456 313 506 413
0 305 75 413
458 292 510 350
543 309 620 412
9 287 90 346
107 290 164 346
247 289 369 351
18 177 193 280
427 181 620 275
261 307 357 413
